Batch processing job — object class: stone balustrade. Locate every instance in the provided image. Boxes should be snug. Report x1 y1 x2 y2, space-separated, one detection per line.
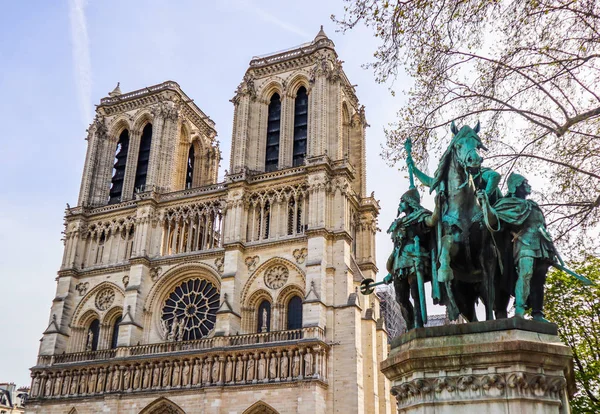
29 335 328 401
37 327 324 367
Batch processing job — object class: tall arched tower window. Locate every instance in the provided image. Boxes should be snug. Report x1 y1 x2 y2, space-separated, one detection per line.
287 295 303 330
185 144 195 189
342 104 350 159
134 123 153 193
265 93 281 172
257 300 271 333
293 86 308 166
108 130 130 204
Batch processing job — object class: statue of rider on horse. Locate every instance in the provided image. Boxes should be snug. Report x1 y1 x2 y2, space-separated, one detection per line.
361 121 593 331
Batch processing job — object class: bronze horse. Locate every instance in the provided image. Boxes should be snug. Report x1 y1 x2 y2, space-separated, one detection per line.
411 122 504 321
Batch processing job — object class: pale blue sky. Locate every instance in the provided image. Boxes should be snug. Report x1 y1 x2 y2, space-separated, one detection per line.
0 0 417 386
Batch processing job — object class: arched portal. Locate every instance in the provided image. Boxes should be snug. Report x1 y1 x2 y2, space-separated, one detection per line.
139 397 186 414
242 401 280 414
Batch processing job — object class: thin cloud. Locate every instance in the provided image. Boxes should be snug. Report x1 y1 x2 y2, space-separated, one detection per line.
68 0 92 126
236 0 311 39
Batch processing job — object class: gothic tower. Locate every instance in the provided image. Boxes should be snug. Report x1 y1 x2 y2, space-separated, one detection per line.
28 28 390 414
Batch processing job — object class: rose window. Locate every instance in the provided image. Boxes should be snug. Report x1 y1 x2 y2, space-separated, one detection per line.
161 278 219 341
95 288 115 311
264 265 289 289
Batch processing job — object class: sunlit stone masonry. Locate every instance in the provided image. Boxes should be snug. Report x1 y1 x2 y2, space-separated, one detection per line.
27 27 391 414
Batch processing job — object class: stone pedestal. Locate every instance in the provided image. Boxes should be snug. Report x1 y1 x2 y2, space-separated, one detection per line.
381 319 575 414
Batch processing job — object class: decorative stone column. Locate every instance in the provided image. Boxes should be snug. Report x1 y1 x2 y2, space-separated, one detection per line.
381 319 574 414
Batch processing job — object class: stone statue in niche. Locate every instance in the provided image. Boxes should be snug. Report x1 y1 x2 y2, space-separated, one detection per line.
257 354 266 380
172 361 181 387
269 353 278 379
44 376 52 396
162 363 171 387
70 375 78 395
133 366 141 389
280 352 289 379
235 356 244 382
211 357 220 383
86 329 94 351
202 359 210 384
193 360 201 385
304 351 313 377
62 376 70 395
246 356 255 382
123 367 131 390
152 364 160 388
111 367 120 391
88 370 96 393
182 361 190 386
143 366 150 389
292 351 301 377
261 308 268 332
54 376 62 396
225 356 233 383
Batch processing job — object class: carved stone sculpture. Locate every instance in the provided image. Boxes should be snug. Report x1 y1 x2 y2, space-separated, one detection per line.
304 351 313 377
246 356 255 382
292 351 300 377
257 354 266 380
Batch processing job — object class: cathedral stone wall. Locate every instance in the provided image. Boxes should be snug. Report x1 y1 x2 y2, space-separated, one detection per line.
29 28 389 414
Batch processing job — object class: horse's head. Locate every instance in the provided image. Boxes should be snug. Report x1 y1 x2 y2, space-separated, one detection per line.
450 121 487 172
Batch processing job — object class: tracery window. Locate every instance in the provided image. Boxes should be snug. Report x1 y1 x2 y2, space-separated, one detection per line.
134 123 153 193
185 144 195 189
265 93 281 172
161 278 220 341
257 300 271 333
109 130 130 204
287 295 303 330
110 316 122 349
293 87 308 166
161 202 223 256
95 233 105 265
86 319 100 351
287 196 304 236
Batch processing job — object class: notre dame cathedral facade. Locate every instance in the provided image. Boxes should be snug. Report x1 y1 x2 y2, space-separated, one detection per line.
27 28 390 414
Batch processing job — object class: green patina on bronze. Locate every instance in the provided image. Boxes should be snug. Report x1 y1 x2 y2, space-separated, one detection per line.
361 121 593 331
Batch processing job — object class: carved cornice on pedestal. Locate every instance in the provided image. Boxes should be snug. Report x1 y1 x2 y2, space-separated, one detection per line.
391 372 567 410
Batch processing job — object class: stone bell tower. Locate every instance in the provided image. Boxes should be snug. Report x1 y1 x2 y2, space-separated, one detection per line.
28 28 390 414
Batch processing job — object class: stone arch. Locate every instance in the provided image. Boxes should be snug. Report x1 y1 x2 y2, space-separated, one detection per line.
69 282 124 352
131 110 154 135
242 401 280 414
76 308 100 329
276 284 305 330
240 257 305 306
246 288 274 308
259 80 284 103
286 72 310 97
71 282 125 327
139 397 185 414
102 305 123 349
243 288 274 333
144 262 222 343
107 115 132 142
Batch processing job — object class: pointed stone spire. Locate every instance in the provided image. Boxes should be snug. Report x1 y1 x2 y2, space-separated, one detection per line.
314 25 329 42
108 82 122 97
